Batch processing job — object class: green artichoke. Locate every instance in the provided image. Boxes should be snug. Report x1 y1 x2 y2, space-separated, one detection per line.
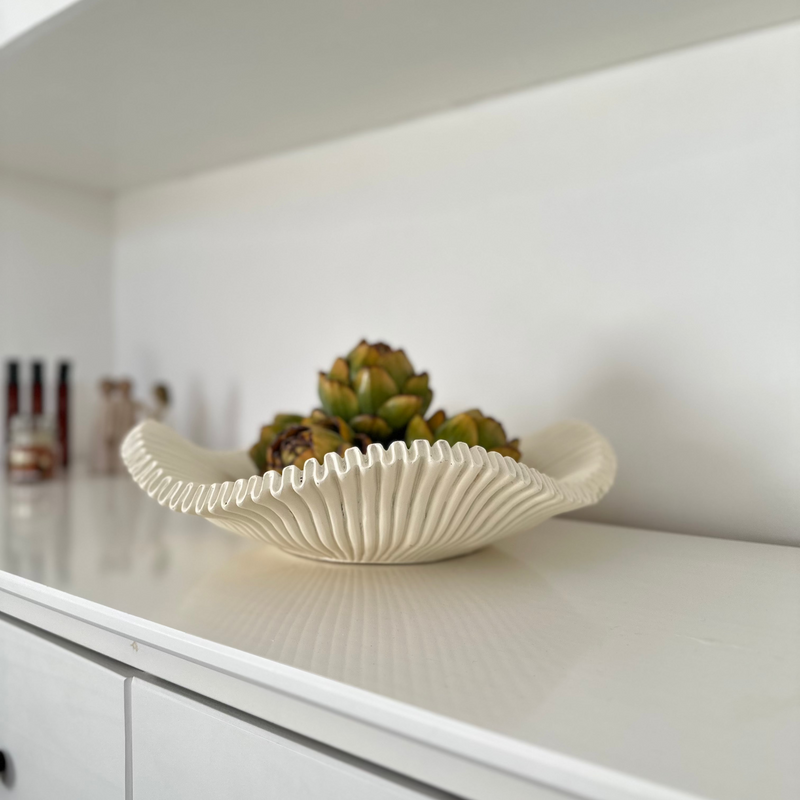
265 424 349 473
250 340 521 475
405 408 522 461
300 409 372 453
318 340 433 443
250 410 372 474
249 413 304 473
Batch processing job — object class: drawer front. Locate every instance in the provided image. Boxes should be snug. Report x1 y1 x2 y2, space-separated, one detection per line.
0 616 127 799
131 679 450 799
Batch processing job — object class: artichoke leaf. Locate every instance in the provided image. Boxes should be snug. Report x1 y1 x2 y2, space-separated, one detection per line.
435 413 479 448
492 445 522 462
405 415 434 445
353 366 398 415
377 394 422 430
318 373 359 420
426 409 446 432
327 357 350 384
379 349 414 389
350 414 392 440
477 417 508 450
348 342 382 380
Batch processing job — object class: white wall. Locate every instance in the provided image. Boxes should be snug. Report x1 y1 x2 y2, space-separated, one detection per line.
0 171 113 457
114 24 800 546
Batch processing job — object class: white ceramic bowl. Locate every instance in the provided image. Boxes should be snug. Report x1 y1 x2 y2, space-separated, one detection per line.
122 419 616 564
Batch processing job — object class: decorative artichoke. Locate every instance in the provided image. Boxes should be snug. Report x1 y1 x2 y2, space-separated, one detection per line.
299 409 372 453
318 340 433 444
265 424 350 473
405 408 522 461
250 340 521 475
250 411 372 474
249 413 304 473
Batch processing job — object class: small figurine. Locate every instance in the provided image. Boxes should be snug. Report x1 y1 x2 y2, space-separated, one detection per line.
115 379 138 432
91 378 118 473
92 378 172 473
148 384 171 423
112 379 139 470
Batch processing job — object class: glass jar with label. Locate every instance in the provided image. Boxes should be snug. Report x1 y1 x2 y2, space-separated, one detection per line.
7 415 57 482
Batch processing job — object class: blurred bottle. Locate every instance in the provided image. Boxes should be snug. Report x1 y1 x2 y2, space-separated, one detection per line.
32 360 44 416
5 361 20 462
57 361 71 468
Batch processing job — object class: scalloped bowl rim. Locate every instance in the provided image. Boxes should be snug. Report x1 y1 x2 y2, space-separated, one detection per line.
121 419 617 563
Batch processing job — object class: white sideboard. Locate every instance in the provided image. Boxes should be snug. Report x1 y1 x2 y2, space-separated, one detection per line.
0 617 127 799
0 474 798 800
131 678 448 799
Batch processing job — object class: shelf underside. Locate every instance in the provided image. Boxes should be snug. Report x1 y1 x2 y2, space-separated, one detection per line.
1 0 799 191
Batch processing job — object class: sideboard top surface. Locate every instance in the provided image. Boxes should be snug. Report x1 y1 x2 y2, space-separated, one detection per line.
0 473 798 800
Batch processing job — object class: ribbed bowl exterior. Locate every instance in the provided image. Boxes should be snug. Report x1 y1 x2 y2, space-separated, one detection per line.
121 420 616 564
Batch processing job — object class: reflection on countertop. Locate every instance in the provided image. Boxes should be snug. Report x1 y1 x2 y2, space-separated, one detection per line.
0 472 596 731
172 542 597 730
0 472 251 620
